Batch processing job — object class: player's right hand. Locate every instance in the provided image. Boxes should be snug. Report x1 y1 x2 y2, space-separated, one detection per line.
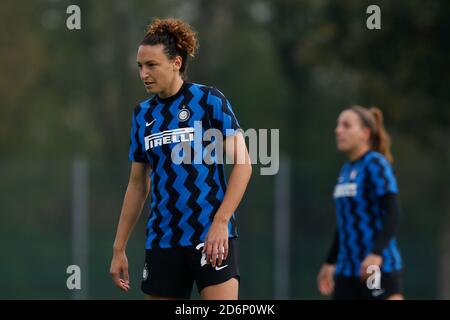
317 263 336 296
110 251 131 292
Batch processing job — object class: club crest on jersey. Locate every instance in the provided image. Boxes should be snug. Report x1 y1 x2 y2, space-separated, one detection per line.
350 169 358 180
178 107 190 122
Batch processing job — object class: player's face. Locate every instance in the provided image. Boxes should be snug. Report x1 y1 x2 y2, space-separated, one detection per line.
335 110 370 153
137 44 181 95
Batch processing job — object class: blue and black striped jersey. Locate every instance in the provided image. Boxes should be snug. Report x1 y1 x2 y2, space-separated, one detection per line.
333 151 402 276
129 82 240 249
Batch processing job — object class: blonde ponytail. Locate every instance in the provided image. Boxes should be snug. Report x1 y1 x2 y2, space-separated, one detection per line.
369 107 393 163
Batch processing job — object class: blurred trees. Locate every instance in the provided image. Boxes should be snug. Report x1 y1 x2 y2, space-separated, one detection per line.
3 0 447 164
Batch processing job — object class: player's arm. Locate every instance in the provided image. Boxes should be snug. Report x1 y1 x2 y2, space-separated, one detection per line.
360 193 401 278
325 229 339 265
317 230 338 296
110 161 151 292
360 157 401 279
204 132 252 267
372 193 401 254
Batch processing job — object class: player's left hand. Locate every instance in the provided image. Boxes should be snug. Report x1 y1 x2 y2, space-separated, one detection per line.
360 253 383 281
204 216 229 268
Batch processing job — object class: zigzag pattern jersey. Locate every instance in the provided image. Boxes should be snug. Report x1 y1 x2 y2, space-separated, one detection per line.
129 82 240 249
333 151 402 276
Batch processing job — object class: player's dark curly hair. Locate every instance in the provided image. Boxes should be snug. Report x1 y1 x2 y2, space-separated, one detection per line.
140 18 199 74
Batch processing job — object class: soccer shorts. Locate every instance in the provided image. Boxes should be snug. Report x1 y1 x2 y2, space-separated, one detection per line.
141 238 240 298
333 270 402 300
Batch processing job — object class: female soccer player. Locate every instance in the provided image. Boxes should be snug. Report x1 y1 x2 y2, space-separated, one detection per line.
317 106 404 300
109 18 252 300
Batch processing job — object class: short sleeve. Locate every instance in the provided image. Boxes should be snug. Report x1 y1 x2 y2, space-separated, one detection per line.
207 87 240 137
128 108 148 163
367 155 399 197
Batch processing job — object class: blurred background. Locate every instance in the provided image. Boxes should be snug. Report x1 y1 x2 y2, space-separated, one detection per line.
1 0 449 299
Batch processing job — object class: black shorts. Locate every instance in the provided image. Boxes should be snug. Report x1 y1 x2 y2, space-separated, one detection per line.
141 238 240 299
333 271 402 300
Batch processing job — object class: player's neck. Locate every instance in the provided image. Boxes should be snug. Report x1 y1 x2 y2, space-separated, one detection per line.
348 145 370 162
158 77 184 99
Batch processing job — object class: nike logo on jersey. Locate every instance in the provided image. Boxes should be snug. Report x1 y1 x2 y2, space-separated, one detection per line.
146 119 156 127
215 264 228 271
